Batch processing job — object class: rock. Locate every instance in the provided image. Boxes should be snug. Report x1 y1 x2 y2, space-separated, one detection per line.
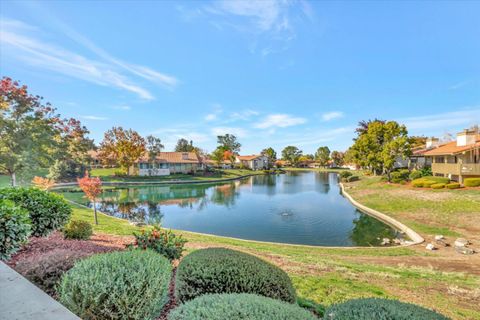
454 238 470 247
435 239 449 247
455 246 475 255
426 243 436 250
434 235 444 241
381 238 391 245
393 238 402 245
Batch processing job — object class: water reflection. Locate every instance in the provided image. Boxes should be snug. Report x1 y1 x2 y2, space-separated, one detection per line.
61 171 399 247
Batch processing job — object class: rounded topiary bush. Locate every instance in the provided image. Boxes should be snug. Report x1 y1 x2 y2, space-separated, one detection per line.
63 220 93 240
168 293 317 320
59 250 171 320
431 183 446 189
324 298 450 320
0 199 31 260
446 182 460 189
175 248 296 303
409 170 422 181
0 188 71 236
464 178 480 187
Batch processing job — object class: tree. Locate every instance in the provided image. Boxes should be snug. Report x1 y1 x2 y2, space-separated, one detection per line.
409 136 427 148
281 146 302 167
355 118 386 137
217 134 241 154
77 172 102 225
261 147 277 168
350 120 411 179
32 176 55 191
146 135 164 163
211 148 225 167
99 127 146 175
330 151 345 167
315 146 330 167
175 138 195 152
1 77 60 186
223 150 236 165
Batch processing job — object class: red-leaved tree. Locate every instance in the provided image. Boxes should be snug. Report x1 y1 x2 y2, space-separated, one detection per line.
77 171 102 225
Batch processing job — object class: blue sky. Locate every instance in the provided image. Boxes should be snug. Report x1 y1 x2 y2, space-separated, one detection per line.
1 1 479 154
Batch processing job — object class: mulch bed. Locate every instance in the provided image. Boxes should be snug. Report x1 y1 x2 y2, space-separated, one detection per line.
158 267 178 320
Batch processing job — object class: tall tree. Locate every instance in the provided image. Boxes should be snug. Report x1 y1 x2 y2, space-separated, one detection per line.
409 136 427 148
99 127 146 175
281 146 302 167
211 147 225 167
315 146 331 167
330 151 345 167
217 134 241 154
77 172 102 225
0 77 60 186
355 118 386 137
261 147 277 168
381 123 411 181
146 135 164 162
175 138 195 152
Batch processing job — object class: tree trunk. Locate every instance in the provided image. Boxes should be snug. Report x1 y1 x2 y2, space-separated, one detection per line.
93 200 98 225
11 172 17 187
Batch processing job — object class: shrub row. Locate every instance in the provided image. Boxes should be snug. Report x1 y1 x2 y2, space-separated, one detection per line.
324 297 450 320
168 293 317 320
59 250 171 320
464 177 480 187
175 248 296 303
412 176 450 188
0 187 72 237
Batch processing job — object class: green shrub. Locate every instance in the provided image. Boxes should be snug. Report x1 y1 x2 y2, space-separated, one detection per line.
0 188 71 237
59 250 171 320
431 183 446 189
390 169 410 183
175 248 296 303
339 171 352 179
297 297 325 317
464 178 480 187
15 249 85 297
63 220 93 240
324 298 449 319
0 199 31 260
420 166 433 177
346 175 359 182
411 176 449 188
129 225 187 261
446 182 461 189
409 170 423 181
168 293 318 320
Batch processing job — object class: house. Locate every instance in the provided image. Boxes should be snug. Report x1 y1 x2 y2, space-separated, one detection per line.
236 155 269 170
407 138 439 170
423 129 480 183
131 152 204 176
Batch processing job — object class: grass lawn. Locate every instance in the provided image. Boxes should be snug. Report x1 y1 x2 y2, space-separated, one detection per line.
0 169 49 188
90 168 266 183
71 202 480 320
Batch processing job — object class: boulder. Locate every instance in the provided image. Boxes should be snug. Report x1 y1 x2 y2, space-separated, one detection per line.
381 238 391 245
455 246 475 255
425 243 436 251
454 238 469 247
434 235 444 241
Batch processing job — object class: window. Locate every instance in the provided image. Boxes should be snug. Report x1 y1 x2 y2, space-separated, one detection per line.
435 156 444 163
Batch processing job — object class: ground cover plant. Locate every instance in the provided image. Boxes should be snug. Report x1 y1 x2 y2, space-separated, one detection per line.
175 248 296 303
0 199 31 260
324 297 450 320
63 220 93 240
59 249 171 320
0 187 71 236
129 225 186 261
168 293 318 320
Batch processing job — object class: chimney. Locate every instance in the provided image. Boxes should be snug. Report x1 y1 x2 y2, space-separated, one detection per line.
426 137 439 149
182 152 189 160
457 129 477 147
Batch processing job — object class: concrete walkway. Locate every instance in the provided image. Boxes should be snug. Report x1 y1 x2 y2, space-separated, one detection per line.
0 262 80 320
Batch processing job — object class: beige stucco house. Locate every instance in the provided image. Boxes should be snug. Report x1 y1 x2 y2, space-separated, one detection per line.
236 155 269 170
131 152 204 176
424 129 480 183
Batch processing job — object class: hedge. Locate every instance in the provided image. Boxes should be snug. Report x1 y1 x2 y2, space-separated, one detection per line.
446 182 461 189
324 298 450 320
464 178 480 187
175 248 296 303
168 293 317 320
391 169 410 183
0 199 31 260
431 183 446 189
339 171 352 179
59 250 171 320
0 188 71 236
346 175 359 182
411 176 449 188
409 170 422 181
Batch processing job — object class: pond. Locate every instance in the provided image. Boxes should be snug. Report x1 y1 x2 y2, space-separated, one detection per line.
61 171 403 246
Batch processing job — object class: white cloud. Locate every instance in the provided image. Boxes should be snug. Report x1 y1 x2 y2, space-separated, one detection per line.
204 103 223 121
205 113 218 121
399 108 480 131
0 17 178 99
81 115 108 120
321 111 344 121
211 126 247 138
111 105 131 110
229 109 259 121
270 126 354 147
254 114 306 129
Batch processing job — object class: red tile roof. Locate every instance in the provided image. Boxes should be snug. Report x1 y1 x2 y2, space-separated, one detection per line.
237 155 263 161
137 152 201 163
423 141 480 156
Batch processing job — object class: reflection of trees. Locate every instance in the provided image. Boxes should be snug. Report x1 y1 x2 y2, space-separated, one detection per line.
210 183 238 208
350 212 396 246
314 172 330 194
146 203 163 225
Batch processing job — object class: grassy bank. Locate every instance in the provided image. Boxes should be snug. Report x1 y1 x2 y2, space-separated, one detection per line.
71 203 480 320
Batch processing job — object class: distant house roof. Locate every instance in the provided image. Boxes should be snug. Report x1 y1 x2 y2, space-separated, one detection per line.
137 152 201 164
423 141 480 156
237 155 264 161
87 150 100 159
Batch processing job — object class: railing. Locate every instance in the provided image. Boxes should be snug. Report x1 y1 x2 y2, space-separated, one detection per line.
432 163 461 175
461 163 480 174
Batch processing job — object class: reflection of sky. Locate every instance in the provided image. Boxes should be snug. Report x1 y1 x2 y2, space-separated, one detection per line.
63 172 396 246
